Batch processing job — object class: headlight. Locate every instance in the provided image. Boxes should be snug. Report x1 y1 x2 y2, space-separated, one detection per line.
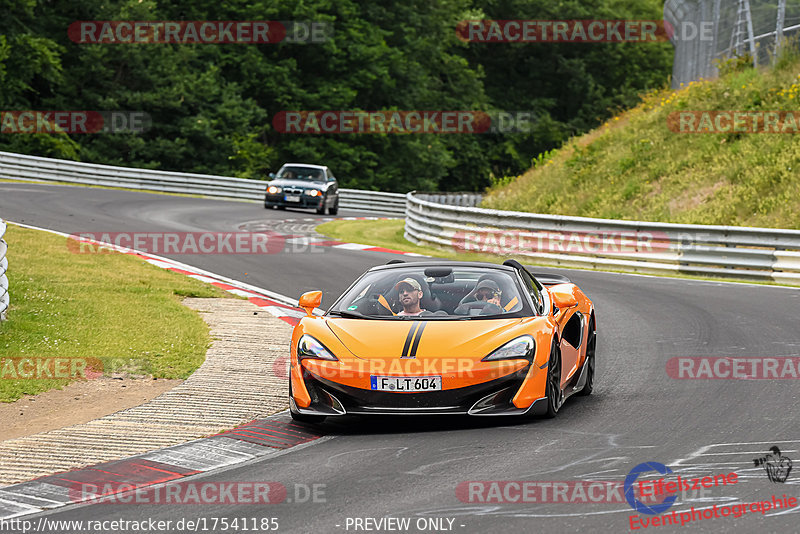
267 185 281 194
297 335 338 362
305 189 321 197
482 335 535 362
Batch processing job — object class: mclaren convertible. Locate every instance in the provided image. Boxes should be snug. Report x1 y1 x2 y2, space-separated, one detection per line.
289 260 596 423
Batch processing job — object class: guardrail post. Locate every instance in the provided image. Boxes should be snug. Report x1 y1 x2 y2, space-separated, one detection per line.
0 218 8 321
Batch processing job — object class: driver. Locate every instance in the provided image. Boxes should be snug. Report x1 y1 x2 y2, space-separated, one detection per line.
395 278 427 316
474 280 501 307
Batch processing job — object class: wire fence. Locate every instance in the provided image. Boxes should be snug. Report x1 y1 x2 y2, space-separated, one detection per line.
665 0 800 87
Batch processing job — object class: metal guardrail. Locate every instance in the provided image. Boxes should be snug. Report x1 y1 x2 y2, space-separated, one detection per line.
337 189 406 215
0 218 8 321
415 193 483 207
405 193 800 284
0 151 405 216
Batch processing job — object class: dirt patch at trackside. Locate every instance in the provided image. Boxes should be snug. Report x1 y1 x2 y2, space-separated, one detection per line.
0 376 181 441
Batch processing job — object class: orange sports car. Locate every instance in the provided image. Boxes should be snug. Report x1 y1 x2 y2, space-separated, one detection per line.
288 260 595 423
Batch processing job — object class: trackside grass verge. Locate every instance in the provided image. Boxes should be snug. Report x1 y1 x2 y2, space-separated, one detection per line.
316 219 798 288
317 219 515 263
0 224 231 403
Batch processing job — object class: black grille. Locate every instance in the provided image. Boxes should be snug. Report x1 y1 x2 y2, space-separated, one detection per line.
305 366 529 412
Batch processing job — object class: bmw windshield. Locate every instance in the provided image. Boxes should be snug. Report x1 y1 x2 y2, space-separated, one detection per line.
276 166 325 181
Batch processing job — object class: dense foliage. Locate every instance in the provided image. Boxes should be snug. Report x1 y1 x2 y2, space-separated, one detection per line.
0 0 671 191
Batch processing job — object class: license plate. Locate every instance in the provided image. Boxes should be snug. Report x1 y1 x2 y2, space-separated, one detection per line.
285 195 301 202
370 375 442 392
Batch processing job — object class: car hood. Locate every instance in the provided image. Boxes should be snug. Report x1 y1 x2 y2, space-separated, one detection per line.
269 179 328 189
323 317 526 361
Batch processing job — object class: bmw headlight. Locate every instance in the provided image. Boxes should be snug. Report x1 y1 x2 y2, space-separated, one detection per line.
305 189 322 197
267 185 282 194
297 335 338 362
482 335 535 362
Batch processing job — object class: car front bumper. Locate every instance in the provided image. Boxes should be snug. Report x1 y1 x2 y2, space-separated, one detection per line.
265 193 325 209
291 361 548 417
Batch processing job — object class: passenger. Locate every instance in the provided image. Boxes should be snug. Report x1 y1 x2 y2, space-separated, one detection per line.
474 279 502 307
454 279 503 315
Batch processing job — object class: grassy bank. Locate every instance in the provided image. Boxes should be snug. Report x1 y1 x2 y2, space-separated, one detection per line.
482 54 800 229
0 224 230 402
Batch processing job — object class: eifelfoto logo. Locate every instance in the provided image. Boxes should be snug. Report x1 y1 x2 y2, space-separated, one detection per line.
753 446 792 483
624 462 677 515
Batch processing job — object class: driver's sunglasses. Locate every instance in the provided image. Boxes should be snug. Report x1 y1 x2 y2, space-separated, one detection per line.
476 290 499 301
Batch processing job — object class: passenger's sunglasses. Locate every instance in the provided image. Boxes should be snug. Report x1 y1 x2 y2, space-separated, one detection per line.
476 290 499 301
397 284 419 293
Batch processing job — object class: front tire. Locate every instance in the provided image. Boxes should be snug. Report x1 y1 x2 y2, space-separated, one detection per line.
577 318 596 396
543 340 562 418
328 197 339 216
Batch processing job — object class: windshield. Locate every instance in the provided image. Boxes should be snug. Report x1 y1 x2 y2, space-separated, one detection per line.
276 166 325 181
329 266 529 319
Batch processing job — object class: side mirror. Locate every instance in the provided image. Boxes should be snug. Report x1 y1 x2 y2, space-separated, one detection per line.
269 172 276 178
551 290 578 310
298 290 322 317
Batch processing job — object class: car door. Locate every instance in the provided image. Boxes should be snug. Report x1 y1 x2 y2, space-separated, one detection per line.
518 268 578 387
556 308 583 385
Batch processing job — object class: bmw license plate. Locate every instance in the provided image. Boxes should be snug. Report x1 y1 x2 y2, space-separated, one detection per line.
370 376 442 392
285 195 301 202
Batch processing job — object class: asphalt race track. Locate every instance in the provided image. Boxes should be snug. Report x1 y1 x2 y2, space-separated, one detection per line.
2 182 800 533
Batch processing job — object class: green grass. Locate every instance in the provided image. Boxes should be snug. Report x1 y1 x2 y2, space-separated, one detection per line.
318 219 521 264
0 224 231 402
482 53 800 229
